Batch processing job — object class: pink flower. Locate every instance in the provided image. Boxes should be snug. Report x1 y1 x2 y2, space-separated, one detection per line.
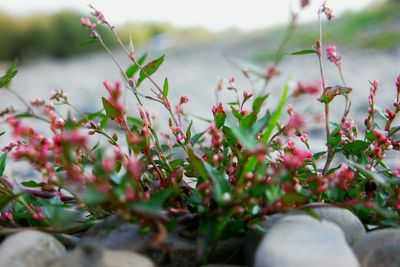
80 17 96 28
89 5 107 24
334 164 355 190
180 96 189 104
321 2 334 20
208 122 223 148
282 144 312 171
301 0 310 9
326 45 341 67
294 81 321 97
283 113 306 136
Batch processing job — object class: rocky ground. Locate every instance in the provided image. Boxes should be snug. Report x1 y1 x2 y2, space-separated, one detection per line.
0 203 399 267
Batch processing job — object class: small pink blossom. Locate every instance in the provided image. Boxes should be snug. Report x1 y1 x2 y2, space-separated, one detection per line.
301 0 310 9
180 96 189 104
326 45 341 67
80 17 96 28
294 81 321 97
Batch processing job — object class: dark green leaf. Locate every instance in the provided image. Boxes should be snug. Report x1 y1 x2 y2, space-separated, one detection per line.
21 180 44 188
83 186 108 205
186 120 193 141
137 55 165 86
313 151 327 160
252 95 268 115
226 117 257 150
215 111 227 129
0 131 5 137
290 49 317 55
102 97 119 117
343 140 369 154
131 188 177 216
204 162 231 204
262 83 289 143
0 153 7 176
190 131 205 146
125 53 148 78
0 61 18 89
80 38 97 48
162 78 169 99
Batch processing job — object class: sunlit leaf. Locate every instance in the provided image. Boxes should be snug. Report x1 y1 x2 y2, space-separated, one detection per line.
262 83 289 143
0 61 17 89
125 53 148 78
290 49 317 55
0 153 7 176
137 55 165 86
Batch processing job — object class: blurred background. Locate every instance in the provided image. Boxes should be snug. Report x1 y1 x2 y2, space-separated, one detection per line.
0 0 399 149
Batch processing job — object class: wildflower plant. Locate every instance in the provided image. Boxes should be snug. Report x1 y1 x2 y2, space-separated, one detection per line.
0 0 399 262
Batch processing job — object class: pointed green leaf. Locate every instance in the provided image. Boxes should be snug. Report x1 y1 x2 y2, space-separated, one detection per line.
102 97 119 117
0 61 18 89
290 49 317 55
137 55 165 86
163 78 169 99
125 53 148 78
0 153 7 176
262 83 289 143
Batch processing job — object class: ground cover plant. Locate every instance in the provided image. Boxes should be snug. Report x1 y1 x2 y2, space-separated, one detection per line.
0 0 399 263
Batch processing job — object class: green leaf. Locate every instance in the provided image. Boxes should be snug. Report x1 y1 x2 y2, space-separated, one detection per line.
215 111 227 129
80 38 97 48
131 188 177 216
343 140 369 154
186 120 193 141
162 78 169 99
125 53 148 78
0 194 20 210
0 61 18 89
0 153 7 176
313 151 327 160
102 97 119 117
190 131 205 146
21 180 44 188
188 149 208 181
203 162 231 204
137 55 165 86
252 95 268 115
226 116 257 150
262 83 289 143
348 161 387 186
290 49 317 55
251 111 271 135
83 186 108 205
0 131 5 136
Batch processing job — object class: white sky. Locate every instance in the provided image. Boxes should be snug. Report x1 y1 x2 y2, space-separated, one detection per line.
0 0 375 31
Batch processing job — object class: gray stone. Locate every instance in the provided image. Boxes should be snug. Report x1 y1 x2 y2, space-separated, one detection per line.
353 228 400 267
254 215 360 267
46 244 155 267
243 214 285 266
0 230 66 267
81 218 243 267
52 234 80 250
304 203 366 245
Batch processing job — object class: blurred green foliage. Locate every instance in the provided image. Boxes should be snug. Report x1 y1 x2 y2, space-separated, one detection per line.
0 10 213 61
0 10 116 60
256 1 400 62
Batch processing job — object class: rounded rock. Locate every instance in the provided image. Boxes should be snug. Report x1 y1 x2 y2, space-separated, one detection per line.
305 203 366 246
353 228 400 267
0 230 66 267
254 215 360 267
